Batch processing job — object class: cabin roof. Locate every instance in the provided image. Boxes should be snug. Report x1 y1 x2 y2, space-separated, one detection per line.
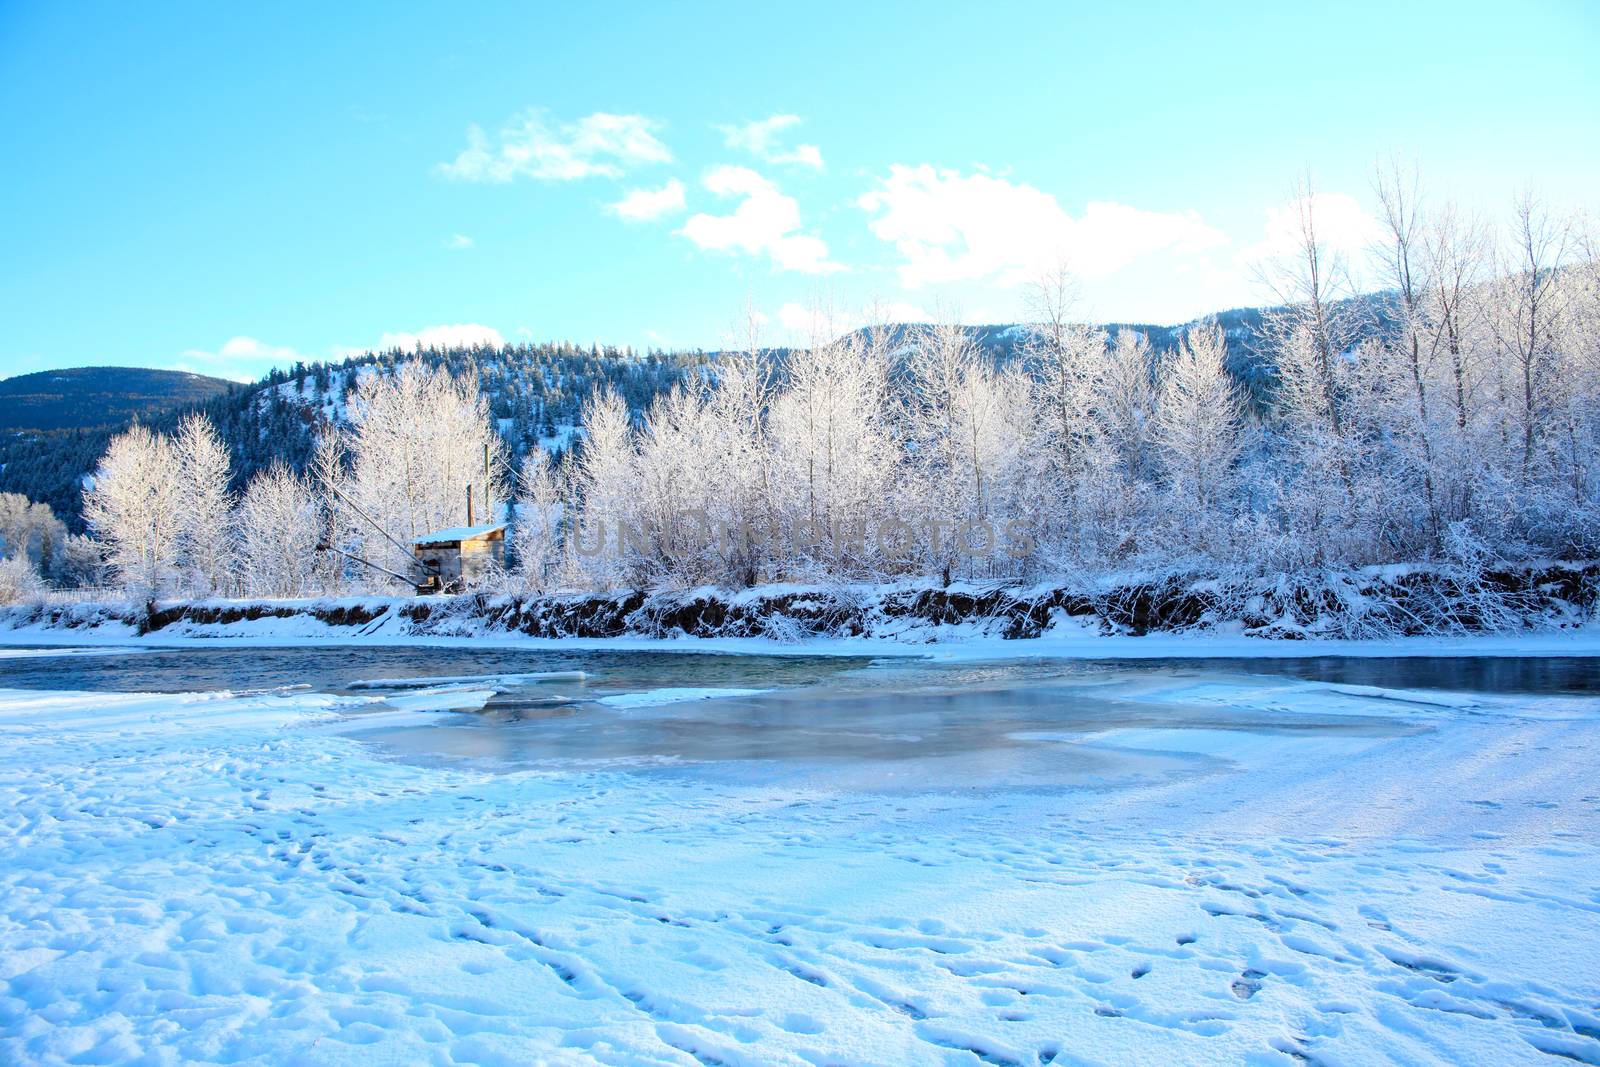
411 522 507 547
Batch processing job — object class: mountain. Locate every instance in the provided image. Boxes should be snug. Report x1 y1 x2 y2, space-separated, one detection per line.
0 297 1394 533
0 366 237 434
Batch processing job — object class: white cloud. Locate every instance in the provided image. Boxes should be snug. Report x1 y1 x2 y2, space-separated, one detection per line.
718 114 824 169
782 144 823 169
443 233 474 250
436 110 671 182
377 323 505 350
1241 192 1385 273
678 166 843 274
609 179 687 222
857 164 1227 289
174 336 308 382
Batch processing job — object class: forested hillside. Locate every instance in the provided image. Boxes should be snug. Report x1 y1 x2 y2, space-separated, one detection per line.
0 366 235 433
0 300 1382 534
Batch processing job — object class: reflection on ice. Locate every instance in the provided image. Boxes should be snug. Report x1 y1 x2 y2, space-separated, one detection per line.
354 661 1436 793
597 687 769 709
347 670 589 689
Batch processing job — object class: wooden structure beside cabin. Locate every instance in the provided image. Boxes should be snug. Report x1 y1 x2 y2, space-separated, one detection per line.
410 523 506 593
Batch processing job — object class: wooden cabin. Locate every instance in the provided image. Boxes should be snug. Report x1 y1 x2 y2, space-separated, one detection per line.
410 523 506 593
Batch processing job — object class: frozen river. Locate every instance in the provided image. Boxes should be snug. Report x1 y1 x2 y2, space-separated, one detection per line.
5 643 1595 697
3 645 1596 794
2 642 1599 1065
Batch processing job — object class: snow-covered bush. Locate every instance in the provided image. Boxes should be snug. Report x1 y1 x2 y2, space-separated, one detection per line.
0 556 45 605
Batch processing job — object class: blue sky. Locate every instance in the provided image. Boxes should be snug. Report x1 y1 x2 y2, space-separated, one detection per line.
1 1 1596 381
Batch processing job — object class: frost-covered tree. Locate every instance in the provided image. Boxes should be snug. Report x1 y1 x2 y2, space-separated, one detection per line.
345 363 504 582
1420 204 1493 440
0 493 65 571
511 447 566 593
1538 224 1600 552
173 414 235 596
1402 200 1496 543
700 353 776 585
901 320 983 580
1094 330 1157 482
1153 323 1246 557
630 365 775 586
54 534 107 589
632 384 717 585
1485 195 1571 496
1019 269 1103 565
308 430 358 595
0 493 35 561
1258 180 1375 564
768 326 896 575
943 358 1035 578
0 555 45 605
1075 329 1158 564
83 424 184 597
237 463 320 598
1371 162 1445 550
571 386 638 588
1457 196 1598 554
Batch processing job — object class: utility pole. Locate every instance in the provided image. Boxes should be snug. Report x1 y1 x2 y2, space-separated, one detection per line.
483 442 493 523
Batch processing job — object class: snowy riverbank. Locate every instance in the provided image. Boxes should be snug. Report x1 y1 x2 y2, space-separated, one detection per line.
3 613 1600 664
3 656 1600 1064
1 562 1596 658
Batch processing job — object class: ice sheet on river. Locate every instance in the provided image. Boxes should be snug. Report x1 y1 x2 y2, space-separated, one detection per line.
348 671 589 690
597 687 771 709
1 669 1599 1066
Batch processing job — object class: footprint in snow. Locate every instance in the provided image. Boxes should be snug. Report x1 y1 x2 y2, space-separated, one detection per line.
777 1011 824 1035
1231 970 1266 1000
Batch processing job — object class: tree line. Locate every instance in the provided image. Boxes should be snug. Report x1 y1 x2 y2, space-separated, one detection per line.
518 181 1599 594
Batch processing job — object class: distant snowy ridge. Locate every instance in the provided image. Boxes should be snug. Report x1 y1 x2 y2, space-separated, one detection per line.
2 561 1594 646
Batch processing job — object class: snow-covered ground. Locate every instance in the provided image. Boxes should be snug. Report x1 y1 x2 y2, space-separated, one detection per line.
2 655 1599 1065
3 603 1599 663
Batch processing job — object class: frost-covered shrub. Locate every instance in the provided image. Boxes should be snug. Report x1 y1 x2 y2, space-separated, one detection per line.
0 556 46 605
